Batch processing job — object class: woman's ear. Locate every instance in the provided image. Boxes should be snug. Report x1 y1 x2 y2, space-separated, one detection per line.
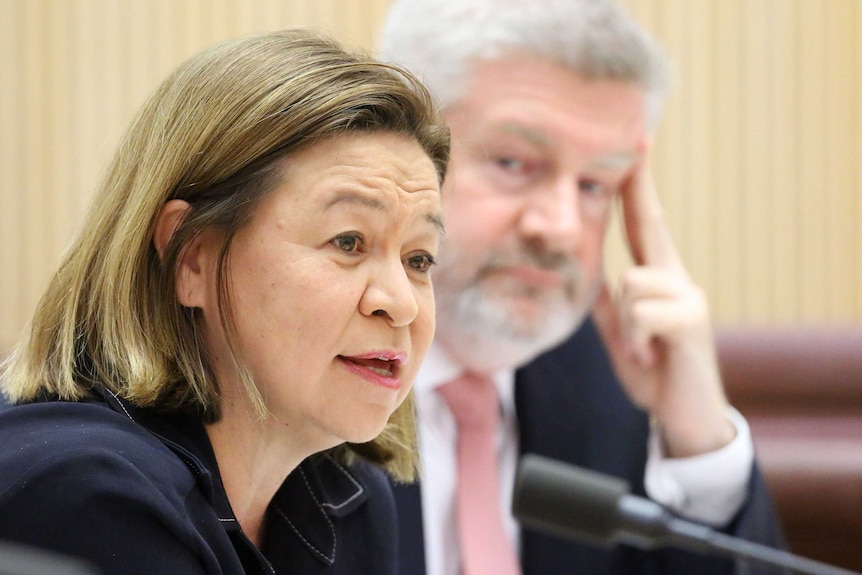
153 200 208 308
153 200 190 261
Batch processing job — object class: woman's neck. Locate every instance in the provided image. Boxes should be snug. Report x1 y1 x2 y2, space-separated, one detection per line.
205 404 308 547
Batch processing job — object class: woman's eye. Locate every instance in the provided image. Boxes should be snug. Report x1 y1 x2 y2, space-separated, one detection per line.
332 233 364 254
406 253 436 273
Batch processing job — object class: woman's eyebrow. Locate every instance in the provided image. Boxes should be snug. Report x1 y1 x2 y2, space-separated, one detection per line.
427 213 445 233
323 190 388 212
323 189 445 233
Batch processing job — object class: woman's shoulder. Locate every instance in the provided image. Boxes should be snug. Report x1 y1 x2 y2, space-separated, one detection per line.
1 399 167 451
0 399 196 500
0 400 230 575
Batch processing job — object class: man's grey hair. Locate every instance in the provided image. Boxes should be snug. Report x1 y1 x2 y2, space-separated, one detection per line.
379 0 670 129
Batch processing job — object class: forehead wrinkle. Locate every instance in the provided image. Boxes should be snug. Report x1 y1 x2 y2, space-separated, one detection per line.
322 189 388 212
497 122 551 149
321 188 444 235
494 122 638 172
584 151 639 171
482 118 639 174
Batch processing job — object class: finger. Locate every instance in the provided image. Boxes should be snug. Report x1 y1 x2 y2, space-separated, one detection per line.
620 299 659 367
620 144 684 271
622 297 705 357
594 279 657 367
618 266 690 304
591 280 624 358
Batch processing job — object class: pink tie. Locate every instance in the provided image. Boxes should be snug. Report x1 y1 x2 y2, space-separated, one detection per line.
438 374 522 575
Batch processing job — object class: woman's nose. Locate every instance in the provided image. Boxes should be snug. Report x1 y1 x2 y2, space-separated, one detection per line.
359 259 420 327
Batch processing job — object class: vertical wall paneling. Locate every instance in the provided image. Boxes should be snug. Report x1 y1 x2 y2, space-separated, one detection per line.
712 0 744 320
0 0 22 348
741 0 771 321
768 0 800 321
797 0 828 319
825 0 858 321
683 1 718 311
20 2 49 335
858 0 862 319
48 1 73 261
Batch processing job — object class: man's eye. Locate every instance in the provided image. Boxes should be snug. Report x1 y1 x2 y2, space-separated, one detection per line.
406 253 436 273
332 233 364 254
495 157 525 172
579 179 607 196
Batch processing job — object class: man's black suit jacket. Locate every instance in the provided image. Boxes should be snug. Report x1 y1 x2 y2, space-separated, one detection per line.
392 319 786 575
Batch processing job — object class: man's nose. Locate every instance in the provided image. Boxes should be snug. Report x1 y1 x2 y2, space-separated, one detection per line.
518 177 582 252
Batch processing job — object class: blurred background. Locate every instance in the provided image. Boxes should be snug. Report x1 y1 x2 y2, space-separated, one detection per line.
1 0 861 569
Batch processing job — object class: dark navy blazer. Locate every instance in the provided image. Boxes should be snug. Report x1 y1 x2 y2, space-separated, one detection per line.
393 318 787 575
0 391 399 575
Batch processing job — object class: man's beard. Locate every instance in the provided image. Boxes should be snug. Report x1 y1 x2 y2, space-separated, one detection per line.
433 242 601 373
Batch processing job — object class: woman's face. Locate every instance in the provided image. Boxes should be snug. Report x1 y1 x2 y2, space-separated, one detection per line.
193 132 442 448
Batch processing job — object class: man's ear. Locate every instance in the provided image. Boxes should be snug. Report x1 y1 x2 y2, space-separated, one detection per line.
153 200 208 308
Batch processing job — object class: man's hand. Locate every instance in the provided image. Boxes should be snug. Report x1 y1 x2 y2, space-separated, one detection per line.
591 143 735 458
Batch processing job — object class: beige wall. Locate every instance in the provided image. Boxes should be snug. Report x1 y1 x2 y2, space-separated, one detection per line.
618 0 862 327
1 0 860 352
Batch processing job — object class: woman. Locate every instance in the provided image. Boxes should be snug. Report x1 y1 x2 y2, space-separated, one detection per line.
0 30 449 574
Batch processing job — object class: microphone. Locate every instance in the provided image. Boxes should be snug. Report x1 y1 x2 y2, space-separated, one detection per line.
0 541 99 575
512 454 860 575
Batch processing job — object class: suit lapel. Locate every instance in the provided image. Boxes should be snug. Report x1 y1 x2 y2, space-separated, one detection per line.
392 481 427 575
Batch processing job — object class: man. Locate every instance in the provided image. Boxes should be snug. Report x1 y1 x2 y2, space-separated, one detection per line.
378 1 786 574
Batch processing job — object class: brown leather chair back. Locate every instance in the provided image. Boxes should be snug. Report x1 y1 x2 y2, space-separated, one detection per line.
717 325 862 572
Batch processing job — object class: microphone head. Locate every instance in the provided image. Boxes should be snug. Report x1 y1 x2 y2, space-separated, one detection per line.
512 453 630 547
0 541 98 575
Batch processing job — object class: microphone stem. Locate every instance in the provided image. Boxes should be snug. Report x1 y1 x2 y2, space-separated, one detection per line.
670 521 860 575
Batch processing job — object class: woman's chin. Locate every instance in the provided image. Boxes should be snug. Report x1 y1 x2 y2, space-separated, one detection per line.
344 423 388 445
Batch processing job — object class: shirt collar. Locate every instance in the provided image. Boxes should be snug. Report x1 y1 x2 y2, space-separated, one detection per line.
415 342 518 419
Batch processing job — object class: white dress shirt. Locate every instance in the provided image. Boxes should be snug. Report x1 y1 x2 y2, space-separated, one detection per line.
414 343 754 575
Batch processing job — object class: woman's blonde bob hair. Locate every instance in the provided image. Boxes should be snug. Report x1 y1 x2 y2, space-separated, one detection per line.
1 29 449 481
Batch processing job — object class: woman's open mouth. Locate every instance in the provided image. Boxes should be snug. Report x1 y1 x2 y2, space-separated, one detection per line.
337 352 407 390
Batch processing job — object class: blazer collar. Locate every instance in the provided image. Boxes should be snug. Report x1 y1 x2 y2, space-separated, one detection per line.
266 453 368 566
98 388 368 567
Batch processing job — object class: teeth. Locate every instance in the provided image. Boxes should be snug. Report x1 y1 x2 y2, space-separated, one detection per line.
368 366 392 377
